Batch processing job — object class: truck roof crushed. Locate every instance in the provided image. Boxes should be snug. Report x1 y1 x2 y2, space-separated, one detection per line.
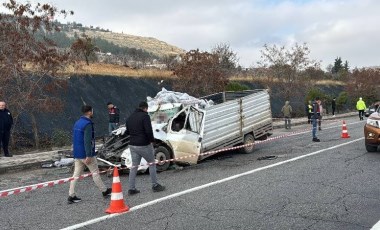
97 89 274 172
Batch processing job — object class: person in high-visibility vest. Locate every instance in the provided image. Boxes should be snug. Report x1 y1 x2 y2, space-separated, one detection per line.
356 97 366 120
306 101 313 124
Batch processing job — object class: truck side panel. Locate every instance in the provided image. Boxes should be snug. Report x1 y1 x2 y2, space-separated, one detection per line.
201 90 272 153
241 91 273 139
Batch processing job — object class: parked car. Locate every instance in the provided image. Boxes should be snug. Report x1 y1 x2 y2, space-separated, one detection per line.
364 106 380 152
365 102 380 117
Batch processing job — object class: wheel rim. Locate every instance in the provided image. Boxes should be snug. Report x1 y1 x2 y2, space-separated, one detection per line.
245 136 254 151
156 151 167 165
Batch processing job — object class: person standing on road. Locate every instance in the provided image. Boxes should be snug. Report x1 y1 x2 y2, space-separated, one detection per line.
331 97 336 117
125 101 165 195
318 100 323 131
68 105 111 204
311 97 321 142
306 101 313 124
356 97 366 120
107 102 120 135
281 101 292 129
0 101 13 157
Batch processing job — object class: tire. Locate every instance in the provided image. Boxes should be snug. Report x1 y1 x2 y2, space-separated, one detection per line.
365 144 377 152
241 134 255 154
155 146 171 172
257 134 268 141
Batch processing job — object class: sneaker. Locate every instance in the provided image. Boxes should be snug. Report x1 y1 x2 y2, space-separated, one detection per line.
312 138 320 142
152 183 165 192
4 155 13 157
128 189 140 196
102 188 112 197
318 127 322 131
68 196 82 204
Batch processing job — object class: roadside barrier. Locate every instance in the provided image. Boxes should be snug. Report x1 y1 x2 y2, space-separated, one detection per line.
0 118 353 198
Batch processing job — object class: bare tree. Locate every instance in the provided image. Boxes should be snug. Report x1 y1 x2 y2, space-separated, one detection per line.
345 68 380 104
211 43 238 75
256 43 321 100
71 34 99 65
0 0 73 148
174 49 229 97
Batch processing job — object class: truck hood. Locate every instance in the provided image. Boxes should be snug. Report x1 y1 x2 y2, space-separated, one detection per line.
152 123 168 141
369 112 380 120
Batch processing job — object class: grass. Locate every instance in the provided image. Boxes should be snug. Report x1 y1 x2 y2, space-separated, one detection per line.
61 62 175 79
29 62 347 87
314 79 345 86
230 75 346 86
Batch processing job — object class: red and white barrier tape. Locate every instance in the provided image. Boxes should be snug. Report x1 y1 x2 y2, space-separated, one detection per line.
0 118 345 198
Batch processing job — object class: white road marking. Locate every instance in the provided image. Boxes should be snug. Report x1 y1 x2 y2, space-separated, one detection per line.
372 220 380 230
61 137 365 230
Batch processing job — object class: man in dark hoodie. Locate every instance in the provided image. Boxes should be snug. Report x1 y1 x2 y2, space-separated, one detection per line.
0 101 13 157
125 101 165 195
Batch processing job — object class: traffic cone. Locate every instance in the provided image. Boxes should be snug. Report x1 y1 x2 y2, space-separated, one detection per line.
341 120 350 138
105 167 129 214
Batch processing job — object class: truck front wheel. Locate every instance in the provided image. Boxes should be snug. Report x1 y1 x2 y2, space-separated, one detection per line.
155 146 171 172
241 134 255 154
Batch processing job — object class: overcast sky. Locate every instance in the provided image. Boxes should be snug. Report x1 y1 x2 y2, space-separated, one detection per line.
30 0 380 69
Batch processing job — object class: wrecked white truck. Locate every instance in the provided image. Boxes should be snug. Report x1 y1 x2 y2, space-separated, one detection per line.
98 89 273 172
129 89 274 171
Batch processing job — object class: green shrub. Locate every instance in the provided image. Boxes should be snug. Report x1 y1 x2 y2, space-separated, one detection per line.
305 88 326 103
337 91 348 111
225 82 250 91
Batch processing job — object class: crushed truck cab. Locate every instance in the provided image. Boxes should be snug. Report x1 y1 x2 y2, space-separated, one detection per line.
121 89 273 171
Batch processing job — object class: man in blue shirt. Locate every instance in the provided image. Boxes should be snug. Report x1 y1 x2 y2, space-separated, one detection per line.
68 105 111 204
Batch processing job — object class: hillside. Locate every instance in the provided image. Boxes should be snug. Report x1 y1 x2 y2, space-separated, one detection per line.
65 27 185 58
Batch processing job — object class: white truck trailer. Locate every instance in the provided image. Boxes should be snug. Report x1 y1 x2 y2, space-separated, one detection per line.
121 89 273 171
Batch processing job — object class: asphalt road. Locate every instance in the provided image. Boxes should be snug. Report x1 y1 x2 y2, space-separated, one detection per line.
0 117 379 230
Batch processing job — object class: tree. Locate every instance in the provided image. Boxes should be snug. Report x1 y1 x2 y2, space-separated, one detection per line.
173 49 230 97
345 68 380 105
343 60 349 72
331 57 350 80
0 0 73 148
332 57 343 74
336 91 348 113
211 43 238 74
256 43 321 100
71 34 99 65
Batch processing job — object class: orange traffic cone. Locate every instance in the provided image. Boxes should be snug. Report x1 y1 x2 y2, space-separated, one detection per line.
341 120 350 138
105 167 129 214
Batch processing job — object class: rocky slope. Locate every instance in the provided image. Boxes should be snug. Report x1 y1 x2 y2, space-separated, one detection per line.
65 29 185 57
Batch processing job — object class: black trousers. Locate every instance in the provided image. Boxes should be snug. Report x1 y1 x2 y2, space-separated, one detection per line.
358 110 364 120
0 131 10 156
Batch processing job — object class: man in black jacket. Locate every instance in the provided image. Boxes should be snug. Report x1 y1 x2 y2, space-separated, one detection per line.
125 101 165 195
0 101 13 157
